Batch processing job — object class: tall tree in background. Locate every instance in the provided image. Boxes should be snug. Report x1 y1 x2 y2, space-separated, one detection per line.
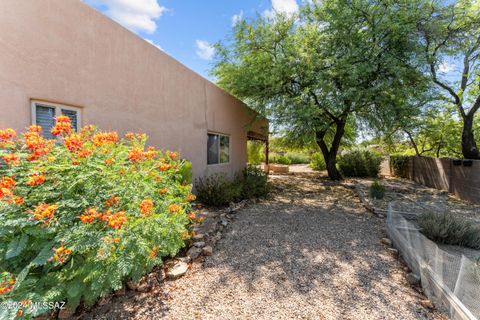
213 0 427 179
418 0 480 159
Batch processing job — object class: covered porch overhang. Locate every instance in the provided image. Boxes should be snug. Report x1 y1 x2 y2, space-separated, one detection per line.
247 130 269 166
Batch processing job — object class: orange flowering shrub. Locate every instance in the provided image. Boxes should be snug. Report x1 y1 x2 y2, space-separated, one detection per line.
0 120 193 318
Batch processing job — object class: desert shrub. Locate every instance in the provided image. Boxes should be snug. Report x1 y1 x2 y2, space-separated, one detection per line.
269 153 291 165
284 152 310 164
247 141 264 165
236 165 270 199
0 120 196 318
310 152 326 171
338 150 382 178
418 212 480 249
390 155 410 178
369 180 385 199
195 173 241 207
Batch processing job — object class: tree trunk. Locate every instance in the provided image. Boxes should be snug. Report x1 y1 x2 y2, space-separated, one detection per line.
461 114 479 159
404 130 420 156
315 119 346 180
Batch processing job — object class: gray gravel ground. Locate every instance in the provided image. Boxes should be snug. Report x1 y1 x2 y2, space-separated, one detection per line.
85 173 446 320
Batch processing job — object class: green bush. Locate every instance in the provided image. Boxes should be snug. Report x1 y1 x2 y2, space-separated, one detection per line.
247 141 264 165
236 165 270 199
269 153 291 165
0 121 195 318
390 155 410 178
310 152 326 171
338 150 382 178
369 180 385 199
195 173 241 207
196 166 271 207
418 212 480 249
284 152 310 164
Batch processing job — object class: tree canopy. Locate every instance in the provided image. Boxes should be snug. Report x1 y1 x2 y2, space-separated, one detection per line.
213 0 429 179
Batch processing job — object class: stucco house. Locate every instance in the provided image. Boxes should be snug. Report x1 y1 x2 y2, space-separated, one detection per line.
0 0 268 179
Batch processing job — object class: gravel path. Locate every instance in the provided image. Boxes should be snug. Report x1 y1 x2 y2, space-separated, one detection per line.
86 173 445 320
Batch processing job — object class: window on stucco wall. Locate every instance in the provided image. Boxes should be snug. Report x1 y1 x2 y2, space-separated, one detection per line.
31 101 81 139
207 133 230 165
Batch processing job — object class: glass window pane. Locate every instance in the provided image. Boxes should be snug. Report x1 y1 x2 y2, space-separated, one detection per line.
35 105 55 139
61 109 78 132
207 134 219 164
220 135 230 163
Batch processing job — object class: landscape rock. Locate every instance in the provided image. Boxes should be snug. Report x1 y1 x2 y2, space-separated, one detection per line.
127 281 139 291
166 261 189 279
380 238 392 246
137 282 150 292
193 241 205 248
202 246 213 256
156 269 166 283
406 273 421 286
387 248 399 256
419 299 434 309
177 256 191 263
187 246 202 260
192 233 205 241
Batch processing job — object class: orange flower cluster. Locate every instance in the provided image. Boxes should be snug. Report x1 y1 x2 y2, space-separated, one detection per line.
149 246 158 258
106 211 127 229
127 148 144 162
127 146 159 163
2 154 19 166
139 199 154 215
80 208 101 224
187 211 196 220
51 115 72 136
0 276 15 295
7 196 24 205
49 245 72 264
159 188 168 195
125 132 146 140
168 151 178 160
168 203 182 213
0 177 15 199
181 230 191 240
105 196 120 207
159 163 171 171
26 173 46 186
103 237 121 244
64 133 84 152
92 132 119 146
30 203 58 221
0 128 17 141
24 126 52 161
80 208 128 229
186 193 196 202
104 158 115 165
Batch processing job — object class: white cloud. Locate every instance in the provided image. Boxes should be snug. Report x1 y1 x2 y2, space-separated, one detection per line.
144 38 164 51
195 40 215 60
232 11 244 26
438 61 454 73
88 0 167 34
263 0 299 18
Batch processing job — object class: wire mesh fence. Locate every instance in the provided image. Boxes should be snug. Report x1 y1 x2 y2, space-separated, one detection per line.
386 203 480 320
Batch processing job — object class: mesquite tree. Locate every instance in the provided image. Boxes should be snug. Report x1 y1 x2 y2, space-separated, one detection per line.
417 0 480 159
213 1 426 179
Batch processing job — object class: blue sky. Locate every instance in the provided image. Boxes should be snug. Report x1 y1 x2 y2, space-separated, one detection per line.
83 0 301 81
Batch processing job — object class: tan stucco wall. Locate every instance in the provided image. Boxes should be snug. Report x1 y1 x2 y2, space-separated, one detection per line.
0 0 267 179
